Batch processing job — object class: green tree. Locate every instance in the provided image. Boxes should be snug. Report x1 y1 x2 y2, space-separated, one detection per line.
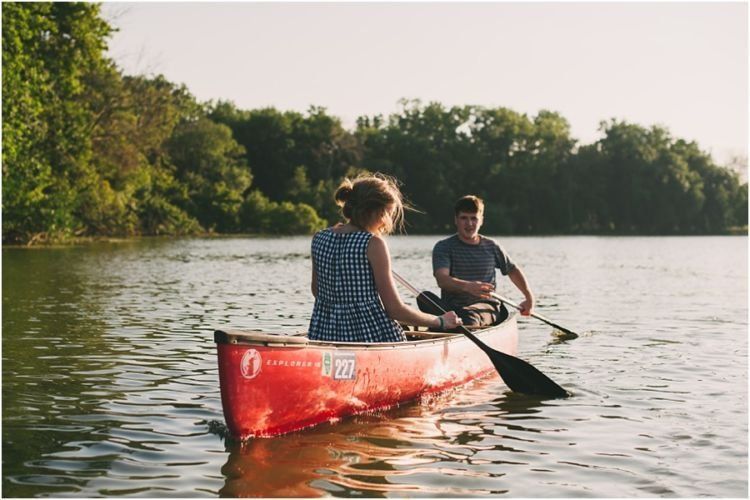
81 72 205 236
357 100 475 232
239 190 326 234
2 2 113 243
3 4 744 244
209 102 361 223
166 117 251 232
357 101 578 234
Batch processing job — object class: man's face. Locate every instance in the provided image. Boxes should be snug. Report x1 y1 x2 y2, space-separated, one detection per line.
455 211 483 240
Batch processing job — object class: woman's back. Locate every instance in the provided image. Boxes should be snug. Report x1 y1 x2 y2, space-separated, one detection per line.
308 228 404 342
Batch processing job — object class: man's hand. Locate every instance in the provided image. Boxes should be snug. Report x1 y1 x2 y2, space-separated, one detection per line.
518 297 535 316
464 280 494 300
508 267 534 316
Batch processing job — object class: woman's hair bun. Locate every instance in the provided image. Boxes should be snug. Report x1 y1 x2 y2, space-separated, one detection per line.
334 180 354 206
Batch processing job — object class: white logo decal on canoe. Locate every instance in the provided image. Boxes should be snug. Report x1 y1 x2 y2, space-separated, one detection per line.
240 349 262 379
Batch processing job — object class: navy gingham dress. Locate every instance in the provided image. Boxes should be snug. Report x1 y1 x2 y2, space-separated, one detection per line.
308 228 405 343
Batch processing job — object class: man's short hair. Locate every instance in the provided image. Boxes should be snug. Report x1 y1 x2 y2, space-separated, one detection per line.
454 195 484 216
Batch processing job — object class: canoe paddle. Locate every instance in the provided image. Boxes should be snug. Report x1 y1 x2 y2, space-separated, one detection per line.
392 271 569 398
490 292 579 339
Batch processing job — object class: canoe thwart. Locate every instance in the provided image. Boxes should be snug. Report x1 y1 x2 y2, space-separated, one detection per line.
405 330 461 340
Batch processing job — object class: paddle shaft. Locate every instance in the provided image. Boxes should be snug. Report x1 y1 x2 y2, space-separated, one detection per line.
392 272 494 353
392 271 568 398
490 292 578 337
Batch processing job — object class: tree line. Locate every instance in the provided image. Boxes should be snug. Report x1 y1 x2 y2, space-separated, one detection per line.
3 3 747 244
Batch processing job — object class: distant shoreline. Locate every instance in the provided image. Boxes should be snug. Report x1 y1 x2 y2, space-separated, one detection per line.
4 227 747 248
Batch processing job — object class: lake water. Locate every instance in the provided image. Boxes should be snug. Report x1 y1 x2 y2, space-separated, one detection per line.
2 235 747 497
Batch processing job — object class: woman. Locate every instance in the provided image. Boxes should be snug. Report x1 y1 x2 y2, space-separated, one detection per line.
308 173 461 342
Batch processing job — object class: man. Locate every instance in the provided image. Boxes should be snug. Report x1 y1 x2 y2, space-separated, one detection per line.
427 195 535 327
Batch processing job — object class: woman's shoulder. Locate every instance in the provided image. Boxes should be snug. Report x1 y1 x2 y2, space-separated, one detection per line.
311 227 334 247
329 223 371 235
368 233 385 245
312 227 332 238
315 226 373 249
366 233 389 261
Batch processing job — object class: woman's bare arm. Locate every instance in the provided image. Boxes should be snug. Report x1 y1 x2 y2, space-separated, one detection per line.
368 236 459 329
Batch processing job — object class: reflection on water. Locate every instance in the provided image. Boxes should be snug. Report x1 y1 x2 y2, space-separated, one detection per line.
2 236 747 497
218 385 549 498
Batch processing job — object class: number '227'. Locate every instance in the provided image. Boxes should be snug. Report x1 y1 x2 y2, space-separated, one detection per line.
333 356 355 380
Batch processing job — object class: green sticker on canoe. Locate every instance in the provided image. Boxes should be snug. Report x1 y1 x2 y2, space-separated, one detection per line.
322 352 332 377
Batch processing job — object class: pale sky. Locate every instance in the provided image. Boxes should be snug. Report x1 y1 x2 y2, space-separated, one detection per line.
102 1 748 167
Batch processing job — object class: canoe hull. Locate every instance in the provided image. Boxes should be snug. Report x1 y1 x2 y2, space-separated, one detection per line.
215 315 518 439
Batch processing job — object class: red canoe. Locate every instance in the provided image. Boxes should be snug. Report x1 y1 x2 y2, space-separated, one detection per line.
214 313 518 439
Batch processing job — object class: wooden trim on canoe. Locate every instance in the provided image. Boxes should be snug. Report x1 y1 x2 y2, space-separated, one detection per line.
214 330 310 346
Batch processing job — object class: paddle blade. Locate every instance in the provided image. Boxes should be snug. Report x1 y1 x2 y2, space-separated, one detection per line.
551 327 579 340
540 320 578 339
459 327 569 398
490 349 570 398
491 292 580 339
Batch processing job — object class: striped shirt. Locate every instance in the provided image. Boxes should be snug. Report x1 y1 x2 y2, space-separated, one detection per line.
432 234 517 308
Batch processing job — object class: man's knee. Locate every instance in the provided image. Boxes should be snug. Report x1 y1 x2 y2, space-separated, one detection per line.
457 308 481 326
462 301 506 327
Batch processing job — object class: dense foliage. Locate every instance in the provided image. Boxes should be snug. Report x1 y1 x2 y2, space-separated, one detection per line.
3 3 747 244
357 102 747 234
2 3 325 244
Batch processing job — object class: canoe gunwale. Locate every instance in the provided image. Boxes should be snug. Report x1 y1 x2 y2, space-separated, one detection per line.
214 311 517 350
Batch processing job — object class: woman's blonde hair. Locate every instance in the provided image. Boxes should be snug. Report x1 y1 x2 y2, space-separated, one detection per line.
334 173 406 234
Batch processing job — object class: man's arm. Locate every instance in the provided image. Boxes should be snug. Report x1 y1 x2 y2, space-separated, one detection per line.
434 268 494 300
507 266 534 315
